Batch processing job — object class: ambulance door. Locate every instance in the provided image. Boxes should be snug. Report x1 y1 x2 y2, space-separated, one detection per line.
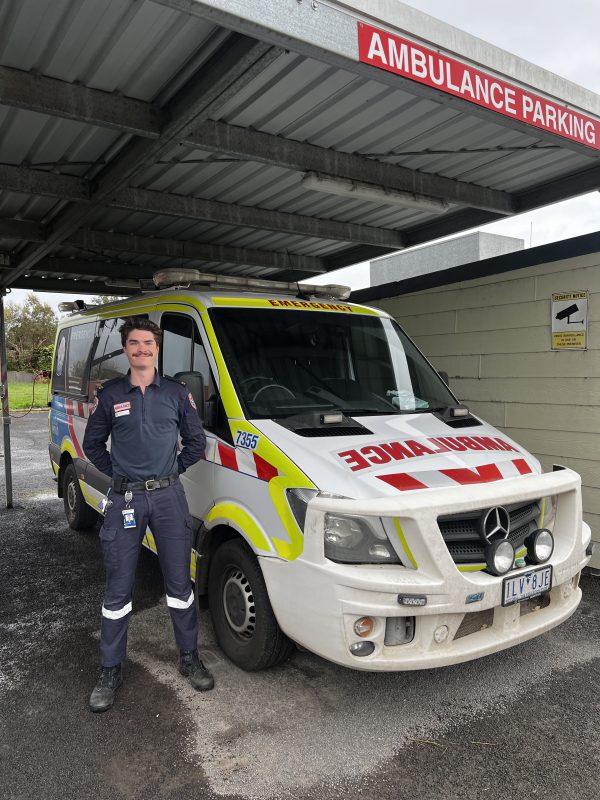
159 311 216 520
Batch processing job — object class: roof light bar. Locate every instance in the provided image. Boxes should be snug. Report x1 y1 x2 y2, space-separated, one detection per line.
302 171 450 214
152 268 351 301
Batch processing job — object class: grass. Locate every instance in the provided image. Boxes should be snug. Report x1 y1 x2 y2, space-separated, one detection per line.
6 381 50 410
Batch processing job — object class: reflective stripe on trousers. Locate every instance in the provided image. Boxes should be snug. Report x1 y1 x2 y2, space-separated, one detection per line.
98 480 197 666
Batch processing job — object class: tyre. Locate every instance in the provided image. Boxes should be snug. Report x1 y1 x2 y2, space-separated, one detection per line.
62 462 100 530
208 538 295 671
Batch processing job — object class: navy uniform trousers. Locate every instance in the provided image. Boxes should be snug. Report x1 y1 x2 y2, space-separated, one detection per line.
99 479 197 667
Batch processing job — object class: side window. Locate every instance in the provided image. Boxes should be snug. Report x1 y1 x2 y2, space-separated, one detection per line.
161 313 226 439
161 314 193 377
193 323 216 402
162 313 217 398
52 330 68 394
90 316 147 382
66 322 96 396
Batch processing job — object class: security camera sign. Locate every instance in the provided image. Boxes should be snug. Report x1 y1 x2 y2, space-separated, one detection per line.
551 291 588 350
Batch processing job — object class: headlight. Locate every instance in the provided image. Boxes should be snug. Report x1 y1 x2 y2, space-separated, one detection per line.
324 513 400 564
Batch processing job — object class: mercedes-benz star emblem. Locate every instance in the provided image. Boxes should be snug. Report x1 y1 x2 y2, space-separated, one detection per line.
480 506 510 543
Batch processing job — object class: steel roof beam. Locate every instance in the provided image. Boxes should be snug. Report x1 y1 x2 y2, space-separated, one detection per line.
0 218 45 241
0 165 403 249
188 121 516 214
11 276 136 295
0 34 281 289
68 229 326 273
514 163 600 211
0 164 90 202
0 66 161 137
112 187 404 248
25 258 153 280
402 208 505 249
23 256 320 284
0 213 326 274
0 69 515 215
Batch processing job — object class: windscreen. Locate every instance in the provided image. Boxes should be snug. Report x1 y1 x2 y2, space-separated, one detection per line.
210 307 457 419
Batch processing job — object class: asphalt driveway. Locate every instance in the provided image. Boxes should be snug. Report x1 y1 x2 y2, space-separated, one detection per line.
1 413 599 800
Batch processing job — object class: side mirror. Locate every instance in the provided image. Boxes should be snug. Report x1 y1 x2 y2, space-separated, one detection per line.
438 370 450 387
173 371 205 418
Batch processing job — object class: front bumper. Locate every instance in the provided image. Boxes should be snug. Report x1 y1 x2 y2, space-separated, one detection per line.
261 468 590 671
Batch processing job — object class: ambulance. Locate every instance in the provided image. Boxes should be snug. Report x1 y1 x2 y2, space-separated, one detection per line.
48 269 593 671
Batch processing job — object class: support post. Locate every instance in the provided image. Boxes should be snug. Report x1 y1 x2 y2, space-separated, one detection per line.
0 292 13 508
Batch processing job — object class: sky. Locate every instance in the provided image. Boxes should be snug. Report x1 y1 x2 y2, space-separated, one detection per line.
7 0 600 310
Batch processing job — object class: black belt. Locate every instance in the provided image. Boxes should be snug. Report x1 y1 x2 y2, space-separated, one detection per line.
111 474 179 493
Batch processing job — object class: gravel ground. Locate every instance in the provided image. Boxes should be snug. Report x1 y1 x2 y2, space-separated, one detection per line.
1 413 599 800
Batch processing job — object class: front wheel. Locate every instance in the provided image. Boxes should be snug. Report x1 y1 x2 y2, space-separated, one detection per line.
208 539 295 671
63 462 99 530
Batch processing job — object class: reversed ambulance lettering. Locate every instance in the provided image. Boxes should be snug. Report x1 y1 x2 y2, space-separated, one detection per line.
337 436 520 472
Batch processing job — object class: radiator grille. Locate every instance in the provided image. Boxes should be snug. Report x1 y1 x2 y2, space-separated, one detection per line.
438 500 542 565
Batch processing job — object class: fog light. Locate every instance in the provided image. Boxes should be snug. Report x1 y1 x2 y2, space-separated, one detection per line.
527 528 554 564
433 625 449 643
353 616 375 637
485 540 515 576
349 641 375 657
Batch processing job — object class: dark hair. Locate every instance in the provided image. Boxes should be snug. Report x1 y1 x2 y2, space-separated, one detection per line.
119 317 163 347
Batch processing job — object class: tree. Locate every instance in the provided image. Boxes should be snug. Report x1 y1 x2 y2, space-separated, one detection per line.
5 293 57 371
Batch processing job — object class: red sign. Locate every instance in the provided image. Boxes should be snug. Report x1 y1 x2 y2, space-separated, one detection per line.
358 22 600 151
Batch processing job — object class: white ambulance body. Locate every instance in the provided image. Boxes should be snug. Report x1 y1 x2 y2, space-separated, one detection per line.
48 271 593 672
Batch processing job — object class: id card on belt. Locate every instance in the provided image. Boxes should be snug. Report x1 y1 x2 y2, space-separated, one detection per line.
122 508 136 529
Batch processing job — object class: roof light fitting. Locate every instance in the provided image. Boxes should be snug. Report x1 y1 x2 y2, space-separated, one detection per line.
58 300 88 313
301 171 450 213
152 268 351 300
105 277 142 289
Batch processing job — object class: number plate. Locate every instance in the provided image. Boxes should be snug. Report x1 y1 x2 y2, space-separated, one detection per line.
502 565 552 606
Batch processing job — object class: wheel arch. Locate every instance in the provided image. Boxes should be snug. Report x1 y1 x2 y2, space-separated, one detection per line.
194 523 253 596
57 451 74 498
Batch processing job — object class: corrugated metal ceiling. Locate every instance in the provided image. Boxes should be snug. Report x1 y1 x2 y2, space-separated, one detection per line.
1 0 599 295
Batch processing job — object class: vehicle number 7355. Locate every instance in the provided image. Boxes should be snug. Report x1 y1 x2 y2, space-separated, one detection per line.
235 430 260 450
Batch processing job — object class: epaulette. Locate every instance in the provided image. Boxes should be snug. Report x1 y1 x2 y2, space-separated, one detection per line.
97 376 123 390
163 374 188 388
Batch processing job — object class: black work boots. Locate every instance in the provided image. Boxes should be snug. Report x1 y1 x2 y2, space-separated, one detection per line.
89 664 123 712
89 651 214 712
179 649 215 691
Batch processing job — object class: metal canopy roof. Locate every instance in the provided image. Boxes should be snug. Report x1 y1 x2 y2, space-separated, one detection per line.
1 0 600 296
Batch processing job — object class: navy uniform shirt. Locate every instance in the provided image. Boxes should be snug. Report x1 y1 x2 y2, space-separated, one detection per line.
83 370 206 481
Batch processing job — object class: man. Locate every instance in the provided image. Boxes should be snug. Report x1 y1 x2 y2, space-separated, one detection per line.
83 316 213 713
